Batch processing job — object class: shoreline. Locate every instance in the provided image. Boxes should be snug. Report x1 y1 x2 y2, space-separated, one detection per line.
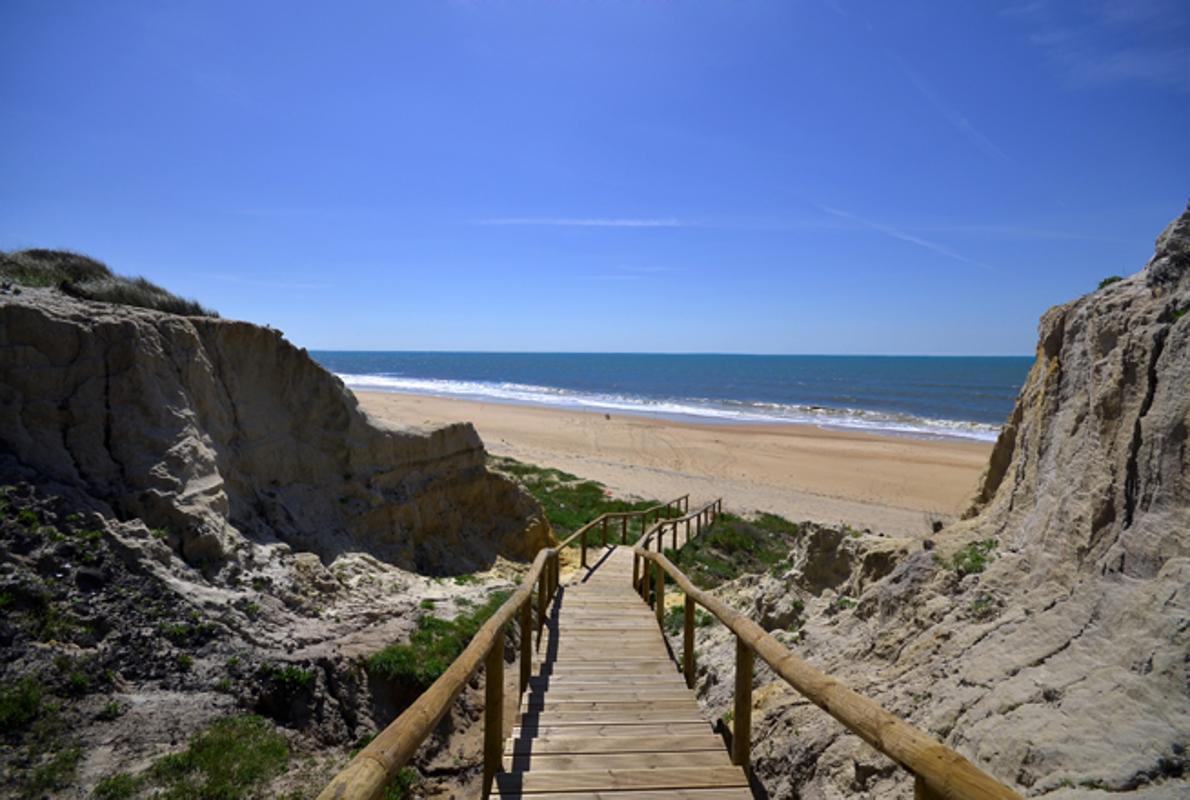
355 390 994 538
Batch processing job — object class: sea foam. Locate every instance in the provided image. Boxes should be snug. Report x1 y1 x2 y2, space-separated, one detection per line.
337 373 1002 442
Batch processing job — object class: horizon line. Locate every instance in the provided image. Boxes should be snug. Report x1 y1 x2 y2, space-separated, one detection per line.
305 348 1035 358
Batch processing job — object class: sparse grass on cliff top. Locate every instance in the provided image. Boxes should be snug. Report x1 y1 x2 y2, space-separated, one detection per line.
488 455 659 538
664 512 801 589
0 249 217 317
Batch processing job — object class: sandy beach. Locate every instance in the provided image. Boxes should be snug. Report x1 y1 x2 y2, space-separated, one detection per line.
357 391 994 538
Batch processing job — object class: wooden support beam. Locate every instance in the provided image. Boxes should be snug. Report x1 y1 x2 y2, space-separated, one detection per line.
519 597 531 695
482 627 504 798
683 594 696 689
580 527 588 568
732 637 753 770
655 560 665 627
536 566 547 649
622 516 628 544
602 517 608 546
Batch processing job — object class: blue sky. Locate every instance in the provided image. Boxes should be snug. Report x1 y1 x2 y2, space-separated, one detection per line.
1 1 1187 355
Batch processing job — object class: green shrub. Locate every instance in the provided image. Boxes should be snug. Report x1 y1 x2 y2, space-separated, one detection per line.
949 539 998 576
176 654 194 671
0 676 42 730
1098 275 1123 290
97 700 124 721
261 664 314 695
148 715 288 798
368 590 512 691
94 772 141 799
669 512 800 589
662 604 714 635
21 746 81 798
384 767 419 799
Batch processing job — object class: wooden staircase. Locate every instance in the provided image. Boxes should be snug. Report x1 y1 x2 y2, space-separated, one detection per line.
497 546 750 799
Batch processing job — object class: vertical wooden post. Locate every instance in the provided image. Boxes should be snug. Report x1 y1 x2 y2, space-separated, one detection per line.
654 560 665 626
641 559 651 601
580 528 587 568
602 517 608 546
621 516 627 544
686 517 691 545
672 522 678 550
632 553 640 592
482 629 504 798
914 775 944 800
519 596 531 695
536 567 547 649
732 637 753 769
683 594 695 688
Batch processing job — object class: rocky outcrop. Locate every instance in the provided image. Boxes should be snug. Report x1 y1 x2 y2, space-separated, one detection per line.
0 288 551 572
691 203 1190 798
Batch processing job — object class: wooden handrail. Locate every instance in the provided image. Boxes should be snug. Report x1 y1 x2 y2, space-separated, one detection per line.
633 545 1023 800
558 493 689 567
317 494 689 800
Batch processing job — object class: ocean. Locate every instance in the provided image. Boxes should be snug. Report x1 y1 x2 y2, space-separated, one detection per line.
311 352 1034 442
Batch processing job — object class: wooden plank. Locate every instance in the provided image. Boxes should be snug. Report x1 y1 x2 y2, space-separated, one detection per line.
522 699 700 714
504 734 725 755
510 722 711 738
498 789 750 800
504 749 731 771
495 766 749 794
527 688 694 702
516 709 705 725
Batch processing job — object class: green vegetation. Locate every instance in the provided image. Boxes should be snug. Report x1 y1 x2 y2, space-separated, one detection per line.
0 249 217 317
97 700 124 721
160 619 217 646
662 604 714 636
419 598 436 610
261 663 315 695
1097 275 1124 290
94 772 141 799
383 767 419 799
100 715 289 799
835 596 857 610
968 593 997 620
176 654 194 671
0 676 43 730
21 746 81 798
452 573 479 586
1172 307 1186 321
665 512 801 589
947 539 998 576
367 590 512 691
489 455 662 538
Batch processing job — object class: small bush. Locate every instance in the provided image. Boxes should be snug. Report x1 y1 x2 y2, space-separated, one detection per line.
662 604 714 635
148 715 288 798
949 539 998 576
0 676 42 730
261 663 314 695
97 700 124 721
384 767 419 799
94 772 141 799
368 590 511 691
1098 275 1123 290
176 654 194 671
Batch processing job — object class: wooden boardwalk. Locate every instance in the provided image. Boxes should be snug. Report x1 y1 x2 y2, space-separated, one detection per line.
497 546 751 799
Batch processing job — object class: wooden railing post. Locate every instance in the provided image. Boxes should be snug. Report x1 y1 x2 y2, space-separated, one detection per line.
683 594 695 688
632 553 640 592
732 637 753 769
536 565 547 648
641 559 650 601
602 517 608 546
672 522 678 550
621 516 627 544
580 527 587 568
519 597 531 695
655 559 665 626
686 517 691 545
482 627 504 798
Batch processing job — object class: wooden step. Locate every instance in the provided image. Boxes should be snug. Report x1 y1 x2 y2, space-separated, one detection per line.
504 733 725 755
511 722 712 738
503 749 731 771
495 766 749 794
498 790 750 800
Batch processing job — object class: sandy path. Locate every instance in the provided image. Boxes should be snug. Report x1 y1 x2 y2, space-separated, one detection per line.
356 392 994 538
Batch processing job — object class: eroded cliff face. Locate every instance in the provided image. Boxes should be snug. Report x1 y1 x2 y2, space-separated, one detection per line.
690 205 1190 798
0 289 550 572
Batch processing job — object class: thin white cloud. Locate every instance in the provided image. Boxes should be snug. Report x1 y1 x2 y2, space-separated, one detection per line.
910 224 1121 242
473 217 687 228
1009 0 1190 91
896 61 1013 164
817 206 995 272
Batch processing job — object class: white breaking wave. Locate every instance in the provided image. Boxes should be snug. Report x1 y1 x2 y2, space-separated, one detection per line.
337 373 1002 442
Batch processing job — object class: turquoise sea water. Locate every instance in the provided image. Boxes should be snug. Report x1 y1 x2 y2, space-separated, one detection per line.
311 352 1034 442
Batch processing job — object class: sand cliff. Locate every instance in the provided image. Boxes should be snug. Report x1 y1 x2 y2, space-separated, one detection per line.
0 288 550 572
687 203 1189 798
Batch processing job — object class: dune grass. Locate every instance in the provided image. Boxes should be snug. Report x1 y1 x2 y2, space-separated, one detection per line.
367 590 513 691
0 249 216 317
488 455 661 538
662 512 801 589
